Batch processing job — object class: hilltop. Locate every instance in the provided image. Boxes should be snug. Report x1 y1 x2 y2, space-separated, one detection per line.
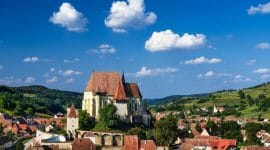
149 82 270 119
0 85 82 117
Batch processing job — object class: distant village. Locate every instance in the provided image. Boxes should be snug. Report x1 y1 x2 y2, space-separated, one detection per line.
1 72 270 150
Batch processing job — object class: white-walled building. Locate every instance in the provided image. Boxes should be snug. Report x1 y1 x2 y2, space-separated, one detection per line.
66 104 79 137
82 72 150 125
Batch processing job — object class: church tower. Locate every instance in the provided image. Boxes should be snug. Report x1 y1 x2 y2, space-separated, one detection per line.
66 104 79 138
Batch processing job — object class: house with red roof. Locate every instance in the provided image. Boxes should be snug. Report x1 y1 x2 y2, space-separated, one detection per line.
72 138 96 150
123 135 157 150
182 129 237 150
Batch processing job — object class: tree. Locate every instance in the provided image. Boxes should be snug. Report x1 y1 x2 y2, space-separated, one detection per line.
219 121 243 142
14 101 23 115
78 110 95 130
258 97 270 111
244 122 262 145
95 104 117 130
195 122 202 133
25 107 34 116
153 115 178 146
0 123 3 136
238 90 245 99
205 120 218 136
246 95 254 106
15 141 24 150
127 127 146 140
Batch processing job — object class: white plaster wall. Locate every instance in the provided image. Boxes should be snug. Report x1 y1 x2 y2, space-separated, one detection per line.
66 118 78 135
114 102 128 121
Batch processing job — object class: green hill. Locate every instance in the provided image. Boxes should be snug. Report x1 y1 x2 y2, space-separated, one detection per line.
150 82 270 119
0 85 82 117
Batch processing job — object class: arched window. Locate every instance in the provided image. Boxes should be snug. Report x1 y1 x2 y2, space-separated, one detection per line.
134 103 137 111
93 99 96 116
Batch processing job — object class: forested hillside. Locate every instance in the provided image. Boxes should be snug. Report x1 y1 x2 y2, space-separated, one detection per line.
0 85 82 117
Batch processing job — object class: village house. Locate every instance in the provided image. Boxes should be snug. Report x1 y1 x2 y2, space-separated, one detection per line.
182 129 237 150
82 72 151 125
123 135 157 150
256 130 270 147
213 105 225 113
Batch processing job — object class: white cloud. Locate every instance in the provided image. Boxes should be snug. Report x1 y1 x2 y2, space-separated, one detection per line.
254 68 270 74
66 78 75 83
64 58 80 63
105 0 157 32
130 66 178 77
43 73 50 77
256 42 270 49
248 2 270 15
233 75 251 82
260 74 270 79
50 68 55 72
50 2 88 32
23 56 40 63
61 69 83 76
145 30 206 52
198 71 232 79
46 76 58 83
23 56 51 63
25 77 36 83
0 77 21 85
91 44 117 54
247 59 256 65
184 56 221 65
0 65 3 70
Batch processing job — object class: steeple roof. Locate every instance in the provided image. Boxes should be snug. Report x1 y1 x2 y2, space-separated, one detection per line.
68 104 77 118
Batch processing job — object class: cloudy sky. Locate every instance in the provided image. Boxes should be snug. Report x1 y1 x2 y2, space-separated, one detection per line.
1 0 270 98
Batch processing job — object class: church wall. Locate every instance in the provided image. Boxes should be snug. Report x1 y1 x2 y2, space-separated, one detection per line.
82 91 94 115
114 101 128 122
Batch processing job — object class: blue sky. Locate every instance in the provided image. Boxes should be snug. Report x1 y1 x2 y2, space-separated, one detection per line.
1 0 270 98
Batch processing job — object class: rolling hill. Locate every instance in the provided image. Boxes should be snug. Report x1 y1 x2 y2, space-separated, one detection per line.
0 85 82 117
149 82 270 118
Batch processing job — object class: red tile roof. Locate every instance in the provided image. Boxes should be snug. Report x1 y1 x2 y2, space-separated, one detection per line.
185 138 211 146
114 80 127 101
140 140 157 150
85 72 142 99
123 135 139 150
68 104 77 118
185 136 237 149
72 138 96 150
125 83 142 98
85 72 122 95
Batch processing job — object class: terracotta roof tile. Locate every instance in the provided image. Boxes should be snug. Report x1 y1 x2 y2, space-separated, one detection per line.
72 138 96 150
140 140 156 150
125 83 142 98
85 72 122 95
85 72 142 99
68 104 77 118
114 80 127 101
123 135 139 150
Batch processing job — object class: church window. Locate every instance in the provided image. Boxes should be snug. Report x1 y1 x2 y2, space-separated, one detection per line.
93 99 96 116
134 103 137 111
